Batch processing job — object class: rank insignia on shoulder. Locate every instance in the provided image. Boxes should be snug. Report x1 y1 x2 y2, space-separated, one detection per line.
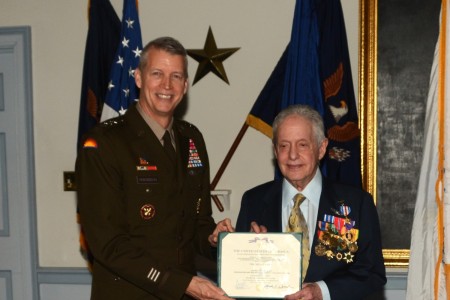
83 138 97 149
187 139 203 168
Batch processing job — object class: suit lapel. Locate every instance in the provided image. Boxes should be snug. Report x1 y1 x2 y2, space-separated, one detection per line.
312 178 338 245
306 178 341 281
261 181 283 232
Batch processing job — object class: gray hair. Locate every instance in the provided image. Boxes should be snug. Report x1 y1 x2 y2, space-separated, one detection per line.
138 36 188 77
272 104 326 146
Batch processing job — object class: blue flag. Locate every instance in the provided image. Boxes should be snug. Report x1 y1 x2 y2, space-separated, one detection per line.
282 0 323 114
246 47 288 139
76 0 121 270
101 0 143 121
317 0 361 187
246 0 361 187
77 0 121 150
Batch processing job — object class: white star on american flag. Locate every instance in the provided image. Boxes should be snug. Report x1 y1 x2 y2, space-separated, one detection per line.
128 67 135 77
119 107 127 115
116 55 124 66
122 37 130 48
108 81 115 90
133 47 142 58
126 18 134 29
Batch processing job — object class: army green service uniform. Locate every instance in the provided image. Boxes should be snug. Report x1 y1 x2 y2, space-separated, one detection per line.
76 104 216 299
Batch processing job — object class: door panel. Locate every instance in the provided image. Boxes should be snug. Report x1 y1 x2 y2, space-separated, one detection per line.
0 27 37 300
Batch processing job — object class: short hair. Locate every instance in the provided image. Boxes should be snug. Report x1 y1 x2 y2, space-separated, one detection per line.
272 104 326 146
138 36 188 77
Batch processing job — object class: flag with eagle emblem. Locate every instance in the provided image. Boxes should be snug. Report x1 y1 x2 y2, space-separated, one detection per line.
246 0 361 186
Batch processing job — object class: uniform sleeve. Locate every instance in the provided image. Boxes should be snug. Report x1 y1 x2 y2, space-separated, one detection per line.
76 132 193 299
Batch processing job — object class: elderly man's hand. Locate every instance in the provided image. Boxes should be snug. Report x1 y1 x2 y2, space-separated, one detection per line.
186 276 235 300
208 218 234 246
249 221 268 233
284 283 323 300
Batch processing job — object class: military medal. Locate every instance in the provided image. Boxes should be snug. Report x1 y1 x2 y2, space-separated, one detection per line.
187 139 203 168
315 201 359 263
315 244 326 256
343 252 354 263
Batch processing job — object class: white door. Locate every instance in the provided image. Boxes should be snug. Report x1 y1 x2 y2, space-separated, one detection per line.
0 27 37 300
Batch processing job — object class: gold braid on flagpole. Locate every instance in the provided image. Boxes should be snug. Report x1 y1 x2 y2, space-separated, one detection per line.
435 0 447 298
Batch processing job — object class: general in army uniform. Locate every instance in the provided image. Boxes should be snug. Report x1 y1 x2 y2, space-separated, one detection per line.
76 37 234 300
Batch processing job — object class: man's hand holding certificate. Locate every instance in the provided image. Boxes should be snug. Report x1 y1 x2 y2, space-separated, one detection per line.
218 233 303 298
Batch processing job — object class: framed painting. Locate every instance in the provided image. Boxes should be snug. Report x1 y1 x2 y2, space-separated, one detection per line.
359 0 440 267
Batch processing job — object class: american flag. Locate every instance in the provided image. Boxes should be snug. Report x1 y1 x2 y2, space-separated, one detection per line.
101 0 143 121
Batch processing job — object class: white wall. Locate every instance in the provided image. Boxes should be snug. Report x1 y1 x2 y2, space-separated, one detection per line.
0 0 359 268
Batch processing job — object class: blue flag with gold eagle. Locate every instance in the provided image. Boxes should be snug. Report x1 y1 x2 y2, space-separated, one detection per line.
317 0 360 187
246 0 361 187
76 0 121 151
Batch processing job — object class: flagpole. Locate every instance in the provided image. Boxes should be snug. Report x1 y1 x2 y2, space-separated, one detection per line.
211 123 249 212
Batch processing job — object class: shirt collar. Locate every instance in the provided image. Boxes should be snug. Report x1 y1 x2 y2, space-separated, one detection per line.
136 102 174 141
282 169 322 206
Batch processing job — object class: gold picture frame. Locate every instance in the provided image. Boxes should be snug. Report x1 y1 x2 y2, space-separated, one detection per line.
359 0 409 268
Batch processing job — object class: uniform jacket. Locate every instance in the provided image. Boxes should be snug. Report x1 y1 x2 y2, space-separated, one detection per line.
235 177 386 300
76 105 216 299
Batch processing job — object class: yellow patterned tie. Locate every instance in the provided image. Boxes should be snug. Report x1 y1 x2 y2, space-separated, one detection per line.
287 193 310 282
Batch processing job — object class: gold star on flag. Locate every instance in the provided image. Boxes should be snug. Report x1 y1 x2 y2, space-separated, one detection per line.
187 27 239 85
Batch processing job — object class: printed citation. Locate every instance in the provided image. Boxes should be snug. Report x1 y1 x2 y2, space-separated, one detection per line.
218 232 302 298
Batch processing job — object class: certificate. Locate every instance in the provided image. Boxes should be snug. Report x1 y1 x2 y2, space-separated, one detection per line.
218 232 302 298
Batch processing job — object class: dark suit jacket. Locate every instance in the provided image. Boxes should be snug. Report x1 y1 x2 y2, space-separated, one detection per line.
236 177 386 300
76 105 216 299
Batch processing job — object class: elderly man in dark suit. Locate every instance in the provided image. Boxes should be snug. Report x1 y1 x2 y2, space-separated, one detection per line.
236 104 386 300
76 37 234 300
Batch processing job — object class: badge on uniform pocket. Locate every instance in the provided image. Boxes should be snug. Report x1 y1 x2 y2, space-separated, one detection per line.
140 204 156 220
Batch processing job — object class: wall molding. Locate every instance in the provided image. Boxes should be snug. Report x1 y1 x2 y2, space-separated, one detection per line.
37 267 92 285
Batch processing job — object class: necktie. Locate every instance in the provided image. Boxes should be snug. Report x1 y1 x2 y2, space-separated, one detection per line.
162 130 176 163
287 193 310 282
